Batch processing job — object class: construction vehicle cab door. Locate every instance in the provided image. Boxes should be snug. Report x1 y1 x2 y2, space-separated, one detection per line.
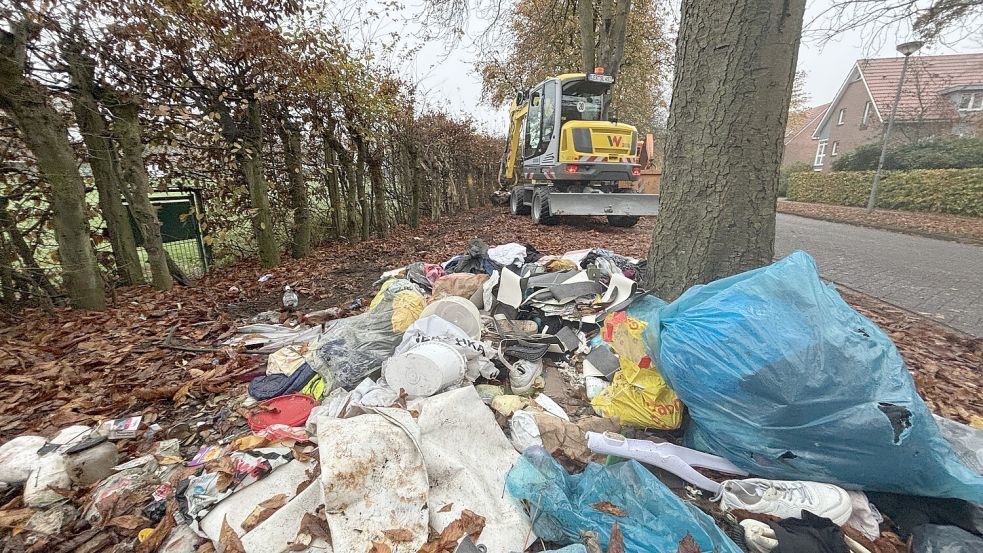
522 79 560 169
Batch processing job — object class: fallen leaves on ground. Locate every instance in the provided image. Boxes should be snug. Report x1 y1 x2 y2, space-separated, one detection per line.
417 509 486 553
778 200 983 244
240 493 288 532
677 532 701 553
219 515 246 553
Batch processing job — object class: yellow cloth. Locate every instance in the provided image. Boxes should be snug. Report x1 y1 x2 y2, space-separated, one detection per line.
390 290 425 333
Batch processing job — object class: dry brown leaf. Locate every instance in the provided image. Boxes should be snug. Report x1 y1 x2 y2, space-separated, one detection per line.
219 515 246 553
382 528 414 542
0 508 34 529
172 382 193 405
677 531 700 553
293 511 332 545
196 542 217 553
107 514 150 530
436 503 453 513
368 542 392 553
608 521 625 553
240 494 288 532
590 501 627 517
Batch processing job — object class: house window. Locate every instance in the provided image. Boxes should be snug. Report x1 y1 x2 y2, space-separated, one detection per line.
837 109 846 125
958 92 983 112
831 141 839 156
862 102 873 125
814 139 828 169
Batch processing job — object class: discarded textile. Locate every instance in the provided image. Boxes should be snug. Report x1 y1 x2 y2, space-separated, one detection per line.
580 248 642 280
846 491 883 541
265 346 307 376
446 238 499 275
432 273 489 301
487 243 527 266
865 492 983 539
179 448 293 523
505 446 742 552
652 251 983 502
767 511 849 553
247 364 319 400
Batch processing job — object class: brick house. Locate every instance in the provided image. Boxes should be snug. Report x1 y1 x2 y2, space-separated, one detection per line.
797 53 983 172
784 103 830 167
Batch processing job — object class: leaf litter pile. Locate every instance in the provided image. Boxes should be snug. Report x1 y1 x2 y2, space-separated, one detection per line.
0 208 980 551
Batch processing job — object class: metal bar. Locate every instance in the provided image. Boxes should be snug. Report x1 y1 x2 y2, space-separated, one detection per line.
547 193 660 216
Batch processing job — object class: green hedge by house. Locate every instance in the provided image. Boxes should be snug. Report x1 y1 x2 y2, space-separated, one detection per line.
786 169 983 217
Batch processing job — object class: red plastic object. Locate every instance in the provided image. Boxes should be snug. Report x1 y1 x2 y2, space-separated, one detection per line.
247 394 317 431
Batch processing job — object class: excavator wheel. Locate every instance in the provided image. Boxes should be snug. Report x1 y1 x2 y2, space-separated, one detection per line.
510 187 530 215
531 188 558 225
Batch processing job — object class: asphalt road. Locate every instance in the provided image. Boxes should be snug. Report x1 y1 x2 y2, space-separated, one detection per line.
774 214 983 337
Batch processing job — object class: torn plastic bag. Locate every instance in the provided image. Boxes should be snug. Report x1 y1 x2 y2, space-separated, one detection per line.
505 446 742 552
650 251 983 502
934 415 983 475
180 448 293 524
395 315 498 381
0 435 46 484
432 273 489 301
911 524 983 553
307 280 420 390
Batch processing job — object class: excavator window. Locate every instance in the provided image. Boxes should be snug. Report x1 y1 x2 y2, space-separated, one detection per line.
561 80 607 122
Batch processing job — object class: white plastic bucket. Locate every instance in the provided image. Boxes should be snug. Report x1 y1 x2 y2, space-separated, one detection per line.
419 296 482 339
384 342 467 397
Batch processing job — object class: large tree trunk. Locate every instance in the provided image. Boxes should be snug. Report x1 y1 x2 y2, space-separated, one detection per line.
0 25 105 309
644 0 806 300
108 100 173 290
595 0 633 80
367 144 388 239
65 44 144 286
577 0 596 72
278 117 311 258
354 137 370 241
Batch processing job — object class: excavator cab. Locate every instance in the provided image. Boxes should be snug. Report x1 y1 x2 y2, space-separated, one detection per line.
500 72 660 226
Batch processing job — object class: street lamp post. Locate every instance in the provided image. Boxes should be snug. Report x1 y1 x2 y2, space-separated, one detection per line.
867 40 924 212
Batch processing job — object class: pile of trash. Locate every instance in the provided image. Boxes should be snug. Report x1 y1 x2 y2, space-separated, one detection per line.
1 239 982 553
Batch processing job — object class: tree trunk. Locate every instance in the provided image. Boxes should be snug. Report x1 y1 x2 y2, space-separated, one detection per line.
367 144 388 239
644 0 806 300
321 129 343 238
596 0 633 80
65 45 144 287
354 138 370 241
242 98 280 267
407 141 422 228
578 0 596 72
0 25 105 309
0 197 59 302
108 100 173 290
278 117 311 258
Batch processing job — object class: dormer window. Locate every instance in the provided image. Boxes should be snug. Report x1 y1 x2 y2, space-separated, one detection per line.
958 92 983 112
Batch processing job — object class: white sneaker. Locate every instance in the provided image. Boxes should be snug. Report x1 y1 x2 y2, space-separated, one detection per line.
508 359 542 395
716 478 853 526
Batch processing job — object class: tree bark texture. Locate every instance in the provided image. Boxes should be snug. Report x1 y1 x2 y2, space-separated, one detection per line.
321 129 343 239
645 0 806 300
354 137 370 241
0 197 59 302
278 117 311 258
367 144 388 239
0 25 105 309
65 45 144 286
242 99 280 267
108 100 173 290
578 0 596 72
596 0 632 80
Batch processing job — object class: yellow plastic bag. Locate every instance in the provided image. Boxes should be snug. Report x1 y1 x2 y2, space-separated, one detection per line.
590 312 683 429
390 290 425 332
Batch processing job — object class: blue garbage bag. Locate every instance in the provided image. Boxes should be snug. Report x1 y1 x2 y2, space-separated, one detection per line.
646 251 983 503
505 447 742 553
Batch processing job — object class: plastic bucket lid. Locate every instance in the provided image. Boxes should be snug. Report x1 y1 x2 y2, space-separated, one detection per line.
384 342 467 397
420 296 482 339
247 394 318 431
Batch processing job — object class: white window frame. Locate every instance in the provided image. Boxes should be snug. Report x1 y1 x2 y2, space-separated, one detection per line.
837 109 846 125
862 102 872 125
814 139 828 169
830 141 839 156
958 92 983 112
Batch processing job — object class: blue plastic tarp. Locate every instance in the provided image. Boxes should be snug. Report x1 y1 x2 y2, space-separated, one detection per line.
505 447 742 553
642 251 983 503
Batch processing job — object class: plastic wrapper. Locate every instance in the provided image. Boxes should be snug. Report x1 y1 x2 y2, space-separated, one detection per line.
591 305 682 429
505 447 742 552
0 435 46 483
308 280 420 390
431 273 489 301
649 251 983 502
912 524 983 553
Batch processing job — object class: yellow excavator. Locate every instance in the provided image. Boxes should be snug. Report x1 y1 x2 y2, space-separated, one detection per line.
499 70 659 227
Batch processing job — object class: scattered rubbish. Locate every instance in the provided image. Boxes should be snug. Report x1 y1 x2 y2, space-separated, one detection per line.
420 296 483 339
506 446 742 552
247 394 317 432
845 491 883 541
0 435 46 484
586 432 747 493
24 453 72 507
911 524 983 553
654 251 983 502
282 285 299 309
188 445 229 467
509 410 543 452
535 415 619 470
100 416 142 440
258 273 273 282
86 469 154 522
934 414 983 475
491 394 528 417
63 436 119 486
181 447 293 523
384 341 467 397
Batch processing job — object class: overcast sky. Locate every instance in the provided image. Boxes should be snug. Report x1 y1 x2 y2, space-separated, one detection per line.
386 0 983 133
